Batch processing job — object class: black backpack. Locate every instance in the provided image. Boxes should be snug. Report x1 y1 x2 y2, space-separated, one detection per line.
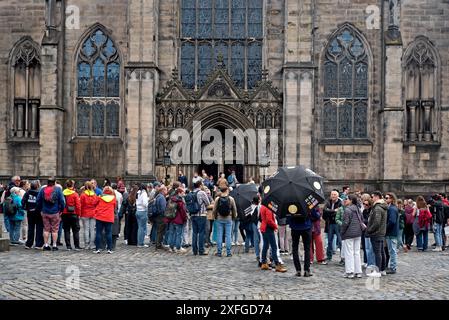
217 196 231 217
4 195 17 217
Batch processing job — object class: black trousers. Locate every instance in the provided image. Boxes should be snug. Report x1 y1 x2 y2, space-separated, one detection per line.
26 211 44 248
404 224 414 247
155 215 166 248
291 229 312 272
371 237 386 272
61 214 80 249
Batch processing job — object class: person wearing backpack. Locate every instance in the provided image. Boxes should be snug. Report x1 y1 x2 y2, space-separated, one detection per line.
5 187 25 245
249 196 261 264
187 182 210 256
93 186 117 253
22 180 44 249
1 176 21 234
136 184 149 248
167 187 188 253
430 194 445 252
80 181 99 249
61 180 82 251
36 177 65 251
413 196 432 252
212 186 237 257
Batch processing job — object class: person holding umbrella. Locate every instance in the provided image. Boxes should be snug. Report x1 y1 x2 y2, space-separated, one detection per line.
287 206 320 277
260 203 287 273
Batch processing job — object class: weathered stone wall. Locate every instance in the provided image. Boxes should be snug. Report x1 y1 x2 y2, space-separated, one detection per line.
400 0 449 185
311 0 383 183
61 0 129 177
0 1 46 176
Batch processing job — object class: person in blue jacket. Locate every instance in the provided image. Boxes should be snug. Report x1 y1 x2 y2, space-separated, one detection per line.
287 207 320 277
385 192 399 274
7 187 26 245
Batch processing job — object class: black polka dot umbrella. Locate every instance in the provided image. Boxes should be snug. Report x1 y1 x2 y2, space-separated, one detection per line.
261 166 325 218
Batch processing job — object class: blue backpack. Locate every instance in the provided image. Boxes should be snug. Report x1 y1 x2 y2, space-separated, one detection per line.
185 191 200 214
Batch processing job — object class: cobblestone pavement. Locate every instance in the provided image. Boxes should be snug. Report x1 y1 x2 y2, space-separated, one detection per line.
1 232 448 300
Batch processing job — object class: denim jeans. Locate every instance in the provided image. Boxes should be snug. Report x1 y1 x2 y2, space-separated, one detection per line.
95 220 112 251
326 224 341 260
81 217 96 248
371 237 386 272
364 237 376 266
164 222 172 246
191 216 207 254
397 229 404 249
169 223 184 250
385 236 398 271
232 220 240 243
26 212 44 248
261 228 280 265
3 214 11 233
433 223 443 247
252 222 260 259
216 219 232 255
416 230 429 251
9 218 21 243
242 222 253 252
136 210 148 246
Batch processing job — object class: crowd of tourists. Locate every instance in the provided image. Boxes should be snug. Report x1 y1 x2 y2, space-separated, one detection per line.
1 173 448 278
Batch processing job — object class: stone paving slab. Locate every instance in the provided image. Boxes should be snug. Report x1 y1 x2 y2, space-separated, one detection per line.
1 240 448 300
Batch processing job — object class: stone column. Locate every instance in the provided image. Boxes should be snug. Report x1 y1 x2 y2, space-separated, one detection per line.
125 0 159 177
383 7 403 180
39 43 61 177
283 70 299 166
298 71 313 168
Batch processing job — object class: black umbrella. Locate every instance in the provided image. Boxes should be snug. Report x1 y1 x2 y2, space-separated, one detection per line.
261 166 325 218
230 183 259 216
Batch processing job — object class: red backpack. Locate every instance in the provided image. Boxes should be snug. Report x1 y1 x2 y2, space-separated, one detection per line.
44 186 56 204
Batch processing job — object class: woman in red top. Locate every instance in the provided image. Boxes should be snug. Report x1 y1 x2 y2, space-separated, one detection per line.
80 181 99 249
94 186 117 254
62 180 82 250
259 204 287 272
168 187 188 253
413 196 432 252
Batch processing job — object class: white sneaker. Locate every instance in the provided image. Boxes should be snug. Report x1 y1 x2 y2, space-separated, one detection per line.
367 271 382 278
381 271 387 276
107 250 113 254
164 244 170 249
362 263 368 268
231 242 236 246
137 245 149 248
178 247 187 253
123 240 128 245
93 250 101 254
237 242 242 246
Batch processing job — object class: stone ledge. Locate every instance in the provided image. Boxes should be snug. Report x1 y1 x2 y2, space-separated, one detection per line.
324 145 373 153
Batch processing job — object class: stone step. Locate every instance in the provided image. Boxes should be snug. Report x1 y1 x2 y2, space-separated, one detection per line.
0 238 10 252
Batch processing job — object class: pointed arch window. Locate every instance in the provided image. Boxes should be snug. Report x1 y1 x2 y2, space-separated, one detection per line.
76 28 120 137
322 27 369 140
10 38 41 139
180 0 263 90
403 36 439 143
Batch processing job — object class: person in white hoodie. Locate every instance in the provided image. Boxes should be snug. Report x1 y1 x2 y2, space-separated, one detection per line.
136 184 149 247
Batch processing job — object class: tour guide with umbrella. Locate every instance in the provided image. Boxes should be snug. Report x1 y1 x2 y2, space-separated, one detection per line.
261 166 325 218
230 183 259 215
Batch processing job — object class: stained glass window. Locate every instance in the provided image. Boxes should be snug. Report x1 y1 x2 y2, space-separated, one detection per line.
76 28 121 137
323 27 369 139
180 0 263 90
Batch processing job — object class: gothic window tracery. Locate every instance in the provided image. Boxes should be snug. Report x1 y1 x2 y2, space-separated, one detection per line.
322 26 369 140
180 0 263 90
10 38 41 139
76 28 120 137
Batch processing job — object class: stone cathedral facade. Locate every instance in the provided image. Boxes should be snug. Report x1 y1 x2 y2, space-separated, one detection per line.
0 0 448 196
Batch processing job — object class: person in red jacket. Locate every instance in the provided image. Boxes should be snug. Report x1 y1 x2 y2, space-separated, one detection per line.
80 181 99 249
259 204 287 273
94 186 117 254
62 180 82 250
168 187 188 253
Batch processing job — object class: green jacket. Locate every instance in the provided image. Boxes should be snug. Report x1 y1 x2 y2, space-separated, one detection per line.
336 205 345 226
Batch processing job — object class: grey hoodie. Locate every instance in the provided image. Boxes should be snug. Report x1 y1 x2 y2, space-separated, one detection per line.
366 199 388 238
